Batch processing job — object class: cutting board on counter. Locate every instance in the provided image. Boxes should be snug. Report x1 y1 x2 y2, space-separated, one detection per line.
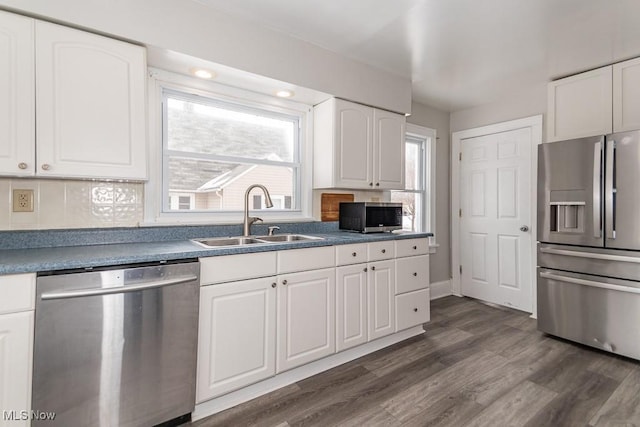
321 193 354 221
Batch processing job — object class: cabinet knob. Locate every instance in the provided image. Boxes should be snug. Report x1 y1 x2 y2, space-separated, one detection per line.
375 183 380 187
41 163 51 171
364 267 368 272
413 272 417 277
352 252 357 257
414 308 418 312
271 282 276 288
369 182 373 186
282 279 288 285
371 266 376 271
18 162 27 170
413 246 417 250
381 249 386 254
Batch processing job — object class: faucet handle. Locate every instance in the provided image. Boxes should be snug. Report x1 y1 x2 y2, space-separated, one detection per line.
250 217 263 225
268 226 280 236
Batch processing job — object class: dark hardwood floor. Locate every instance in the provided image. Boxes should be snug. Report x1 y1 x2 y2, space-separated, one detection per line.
191 296 640 427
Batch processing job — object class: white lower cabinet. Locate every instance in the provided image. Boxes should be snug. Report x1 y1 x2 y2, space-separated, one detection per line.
367 259 396 340
195 238 429 407
276 268 336 373
0 273 34 427
336 264 368 352
197 277 277 402
394 239 430 332
0 311 33 427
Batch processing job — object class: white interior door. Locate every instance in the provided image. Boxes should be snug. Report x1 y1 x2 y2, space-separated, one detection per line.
459 127 533 311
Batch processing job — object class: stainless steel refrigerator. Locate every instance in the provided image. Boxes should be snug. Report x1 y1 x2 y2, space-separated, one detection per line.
538 130 640 360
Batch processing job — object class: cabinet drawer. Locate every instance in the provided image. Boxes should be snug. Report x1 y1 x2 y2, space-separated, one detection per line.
0 273 35 314
277 246 335 274
396 238 429 258
396 288 430 331
368 241 395 261
200 252 277 285
336 243 368 266
395 255 429 294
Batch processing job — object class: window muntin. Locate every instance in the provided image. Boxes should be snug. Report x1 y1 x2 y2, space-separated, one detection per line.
162 89 301 213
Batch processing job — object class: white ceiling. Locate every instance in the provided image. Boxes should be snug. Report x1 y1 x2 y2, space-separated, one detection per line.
193 0 640 112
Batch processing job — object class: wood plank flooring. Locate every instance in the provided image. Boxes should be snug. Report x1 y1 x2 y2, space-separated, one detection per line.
190 296 640 427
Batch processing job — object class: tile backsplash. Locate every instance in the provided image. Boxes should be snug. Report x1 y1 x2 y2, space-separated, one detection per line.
0 178 144 230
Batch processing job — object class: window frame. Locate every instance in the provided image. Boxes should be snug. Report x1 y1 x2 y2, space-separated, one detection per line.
391 123 436 242
144 68 314 225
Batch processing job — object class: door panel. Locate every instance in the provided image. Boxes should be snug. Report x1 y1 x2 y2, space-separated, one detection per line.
197 278 276 402
0 11 34 177
367 260 395 340
460 127 533 311
277 269 335 373
336 264 367 352
605 131 640 250
537 136 604 247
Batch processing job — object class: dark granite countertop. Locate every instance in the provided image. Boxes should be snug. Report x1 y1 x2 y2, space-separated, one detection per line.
0 223 432 275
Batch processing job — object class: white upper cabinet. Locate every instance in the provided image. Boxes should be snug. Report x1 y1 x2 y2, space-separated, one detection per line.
35 21 147 179
613 57 640 132
314 98 405 190
0 11 35 176
373 108 405 189
547 66 613 142
0 10 147 180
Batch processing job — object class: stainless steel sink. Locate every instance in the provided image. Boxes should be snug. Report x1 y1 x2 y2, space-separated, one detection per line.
192 234 324 248
192 237 268 248
255 234 324 242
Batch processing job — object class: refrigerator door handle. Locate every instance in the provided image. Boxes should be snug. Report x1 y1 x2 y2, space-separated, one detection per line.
539 246 640 263
593 140 602 238
605 139 616 239
539 271 640 294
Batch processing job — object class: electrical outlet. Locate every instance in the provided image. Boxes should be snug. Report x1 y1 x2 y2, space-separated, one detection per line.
13 189 34 212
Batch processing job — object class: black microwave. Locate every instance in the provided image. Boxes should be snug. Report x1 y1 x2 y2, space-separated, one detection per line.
339 202 403 233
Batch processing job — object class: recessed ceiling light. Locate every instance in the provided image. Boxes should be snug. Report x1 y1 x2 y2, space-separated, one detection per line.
275 90 294 98
191 68 215 79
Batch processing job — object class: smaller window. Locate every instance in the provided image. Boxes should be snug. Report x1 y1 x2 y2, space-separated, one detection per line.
391 124 436 235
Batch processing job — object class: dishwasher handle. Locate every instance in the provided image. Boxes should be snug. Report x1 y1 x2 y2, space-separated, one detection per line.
40 275 198 301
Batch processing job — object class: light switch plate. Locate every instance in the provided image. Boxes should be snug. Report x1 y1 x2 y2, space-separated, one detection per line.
13 189 34 212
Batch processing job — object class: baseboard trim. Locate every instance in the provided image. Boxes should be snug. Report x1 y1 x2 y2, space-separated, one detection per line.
430 279 452 300
192 326 425 421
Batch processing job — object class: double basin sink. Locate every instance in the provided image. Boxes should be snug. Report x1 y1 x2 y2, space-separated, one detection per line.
192 234 324 248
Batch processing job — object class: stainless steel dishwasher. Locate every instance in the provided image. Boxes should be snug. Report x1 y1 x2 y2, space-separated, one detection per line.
32 260 200 427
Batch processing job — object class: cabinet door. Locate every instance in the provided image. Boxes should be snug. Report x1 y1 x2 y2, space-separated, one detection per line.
547 66 613 142
277 268 335 372
336 264 367 352
373 109 405 189
335 99 373 188
197 277 277 402
0 311 33 427
367 259 396 340
614 57 640 132
35 21 147 180
0 11 34 177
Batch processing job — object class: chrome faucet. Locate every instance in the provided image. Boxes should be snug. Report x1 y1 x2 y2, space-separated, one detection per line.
243 184 274 236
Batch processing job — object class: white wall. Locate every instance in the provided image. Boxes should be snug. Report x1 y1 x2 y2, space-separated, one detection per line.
450 82 547 134
0 0 411 113
407 102 450 284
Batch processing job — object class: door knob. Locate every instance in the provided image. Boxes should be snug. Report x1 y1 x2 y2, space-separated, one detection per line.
520 225 529 232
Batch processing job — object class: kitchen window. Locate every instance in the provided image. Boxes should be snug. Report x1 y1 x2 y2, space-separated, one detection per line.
391 124 436 235
145 70 313 224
